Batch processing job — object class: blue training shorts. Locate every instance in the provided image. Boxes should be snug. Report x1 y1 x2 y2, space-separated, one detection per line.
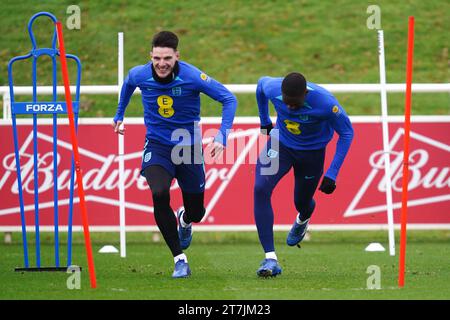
140 139 205 193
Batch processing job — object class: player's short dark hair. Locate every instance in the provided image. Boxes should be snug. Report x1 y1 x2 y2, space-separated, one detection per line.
152 31 179 50
281 72 307 98
281 72 307 108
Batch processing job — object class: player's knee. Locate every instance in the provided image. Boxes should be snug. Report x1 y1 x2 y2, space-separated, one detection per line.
295 199 316 217
182 191 205 223
254 181 271 197
294 200 307 212
185 207 205 223
151 188 170 207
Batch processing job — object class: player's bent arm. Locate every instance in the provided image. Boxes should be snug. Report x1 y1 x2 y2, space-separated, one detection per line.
324 107 354 181
214 92 237 146
256 77 272 127
197 74 237 146
113 73 137 124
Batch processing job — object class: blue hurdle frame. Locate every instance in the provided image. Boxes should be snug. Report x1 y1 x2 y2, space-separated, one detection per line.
8 12 81 271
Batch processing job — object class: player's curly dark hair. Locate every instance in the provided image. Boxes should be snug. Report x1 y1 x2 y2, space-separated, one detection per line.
152 31 179 50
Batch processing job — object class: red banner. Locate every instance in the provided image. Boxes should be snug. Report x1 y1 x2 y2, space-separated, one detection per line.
0 117 449 231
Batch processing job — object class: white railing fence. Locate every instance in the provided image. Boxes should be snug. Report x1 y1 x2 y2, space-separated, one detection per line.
1 83 450 120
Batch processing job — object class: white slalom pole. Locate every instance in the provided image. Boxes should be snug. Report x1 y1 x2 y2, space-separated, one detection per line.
118 32 126 258
378 30 396 256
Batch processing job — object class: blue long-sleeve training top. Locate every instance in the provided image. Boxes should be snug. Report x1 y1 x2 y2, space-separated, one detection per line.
256 76 354 181
114 61 237 146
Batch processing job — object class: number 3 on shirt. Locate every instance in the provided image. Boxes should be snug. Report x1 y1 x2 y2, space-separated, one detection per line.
284 119 301 135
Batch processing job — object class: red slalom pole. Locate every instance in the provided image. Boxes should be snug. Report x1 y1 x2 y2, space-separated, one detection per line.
55 21 97 289
398 16 415 288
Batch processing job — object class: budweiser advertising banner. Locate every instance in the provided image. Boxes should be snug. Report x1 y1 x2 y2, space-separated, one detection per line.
0 117 449 231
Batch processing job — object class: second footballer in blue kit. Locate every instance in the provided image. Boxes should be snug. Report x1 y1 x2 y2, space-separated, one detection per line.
254 72 354 277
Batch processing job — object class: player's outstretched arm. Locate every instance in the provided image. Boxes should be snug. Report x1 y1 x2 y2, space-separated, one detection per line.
256 77 272 134
322 104 354 194
196 71 237 149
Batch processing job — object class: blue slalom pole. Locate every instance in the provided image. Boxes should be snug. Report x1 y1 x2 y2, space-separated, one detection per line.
52 54 59 268
27 11 57 269
67 153 75 267
32 56 41 268
66 54 81 267
8 53 32 269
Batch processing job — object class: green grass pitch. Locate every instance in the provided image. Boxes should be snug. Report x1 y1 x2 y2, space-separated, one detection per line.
1 230 449 300
1 0 449 117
